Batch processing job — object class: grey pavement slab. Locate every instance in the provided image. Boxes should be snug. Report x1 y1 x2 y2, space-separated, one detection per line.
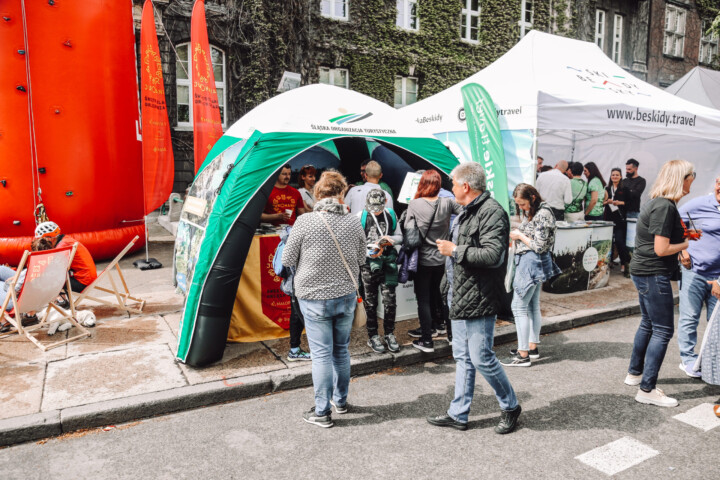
42 344 187 411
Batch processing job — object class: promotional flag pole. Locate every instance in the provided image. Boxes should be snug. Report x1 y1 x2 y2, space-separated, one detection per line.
135 0 176 270
460 83 510 215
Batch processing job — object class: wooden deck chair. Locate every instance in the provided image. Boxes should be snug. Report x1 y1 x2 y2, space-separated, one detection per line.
72 235 145 316
0 243 90 350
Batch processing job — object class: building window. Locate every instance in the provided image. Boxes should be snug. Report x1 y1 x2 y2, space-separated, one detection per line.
699 19 718 65
319 67 349 89
461 0 480 43
612 14 623 63
321 0 348 21
175 43 227 128
394 76 418 108
595 10 605 50
663 5 686 57
519 1 533 38
396 0 419 31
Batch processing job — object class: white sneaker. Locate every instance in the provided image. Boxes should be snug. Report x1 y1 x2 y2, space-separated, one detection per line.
635 388 678 407
624 373 642 386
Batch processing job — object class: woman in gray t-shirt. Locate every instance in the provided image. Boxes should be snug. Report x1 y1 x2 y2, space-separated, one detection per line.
404 170 462 351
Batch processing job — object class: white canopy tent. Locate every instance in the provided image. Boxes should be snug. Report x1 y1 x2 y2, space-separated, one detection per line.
666 66 720 110
401 31 720 205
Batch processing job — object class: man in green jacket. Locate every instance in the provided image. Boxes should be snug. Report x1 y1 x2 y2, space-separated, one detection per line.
427 162 521 434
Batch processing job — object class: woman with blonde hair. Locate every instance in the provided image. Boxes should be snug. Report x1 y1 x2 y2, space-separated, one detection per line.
282 170 367 428
625 159 699 407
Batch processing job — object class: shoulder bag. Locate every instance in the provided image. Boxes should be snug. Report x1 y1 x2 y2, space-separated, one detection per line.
403 199 439 251
317 213 367 329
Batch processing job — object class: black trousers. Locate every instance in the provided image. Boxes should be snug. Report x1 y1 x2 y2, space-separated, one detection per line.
69 277 88 293
413 264 445 342
289 296 305 349
550 207 565 221
613 220 631 264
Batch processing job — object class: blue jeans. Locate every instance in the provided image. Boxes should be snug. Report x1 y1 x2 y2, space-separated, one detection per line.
629 275 675 391
678 268 717 366
447 316 518 423
298 292 356 416
0 265 17 311
511 282 542 351
626 211 639 219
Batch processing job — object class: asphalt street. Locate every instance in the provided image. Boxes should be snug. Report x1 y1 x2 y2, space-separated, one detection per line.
1 313 719 479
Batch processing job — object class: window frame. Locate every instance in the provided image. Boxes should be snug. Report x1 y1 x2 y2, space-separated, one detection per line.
318 67 350 89
460 0 481 44
175 42 227 129
396 0 419 31
595 9 606 51
612 14 623 64
699 19 718 65
663 5 686 58
320 0 349 21
519 0 533 39
394 75 418 108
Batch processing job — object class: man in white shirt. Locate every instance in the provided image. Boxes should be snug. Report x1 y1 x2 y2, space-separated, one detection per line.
535 160 572 221
344 160 394 214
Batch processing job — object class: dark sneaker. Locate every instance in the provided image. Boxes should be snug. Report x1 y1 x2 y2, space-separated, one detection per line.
408 328 437 338
367 335 386 353
495 405 521 434
302 406 333 428
384 333 400 353
412 340 434 353
510 347 539 359
435 326 447 335
500 353 531 367
330 399 348 414
287 348 311 362
21 314 39 327
427 413 467 431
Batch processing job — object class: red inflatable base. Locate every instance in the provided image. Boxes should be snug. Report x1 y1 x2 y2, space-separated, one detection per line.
0 224 146 266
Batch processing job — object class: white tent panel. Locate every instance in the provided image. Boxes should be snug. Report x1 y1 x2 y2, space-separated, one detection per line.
226 84 434 140
666 66 720 110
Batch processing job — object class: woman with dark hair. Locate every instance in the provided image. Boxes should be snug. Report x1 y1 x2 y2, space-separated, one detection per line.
603 167 632 277
298 164 317 209
404 169 462 352
501 184 560 367
584 162 607 221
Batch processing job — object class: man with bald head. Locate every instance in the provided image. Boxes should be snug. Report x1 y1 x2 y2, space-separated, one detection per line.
535 160 573 221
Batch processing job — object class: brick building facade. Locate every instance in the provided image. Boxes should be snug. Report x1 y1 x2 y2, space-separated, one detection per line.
131 0 718 194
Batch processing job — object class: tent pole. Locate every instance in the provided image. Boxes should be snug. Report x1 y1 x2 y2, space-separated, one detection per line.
144 215 149 262
532 128 539 187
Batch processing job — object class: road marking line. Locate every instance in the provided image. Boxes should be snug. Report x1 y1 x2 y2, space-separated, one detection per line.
575 437 659 476
673 403 720 431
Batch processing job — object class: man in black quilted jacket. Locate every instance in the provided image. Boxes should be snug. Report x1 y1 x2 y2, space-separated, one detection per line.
427 162 521 434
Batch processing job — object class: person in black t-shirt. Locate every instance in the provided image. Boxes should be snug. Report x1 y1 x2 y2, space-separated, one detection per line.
625 160 699 408
622 158 646 218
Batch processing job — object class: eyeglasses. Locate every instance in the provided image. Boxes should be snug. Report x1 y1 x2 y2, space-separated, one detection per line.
685 171 696 180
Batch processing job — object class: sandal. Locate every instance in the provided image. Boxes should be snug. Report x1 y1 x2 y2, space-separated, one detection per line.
0 321 11 333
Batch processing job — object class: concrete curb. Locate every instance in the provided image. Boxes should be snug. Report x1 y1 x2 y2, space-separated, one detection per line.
0 296 660 447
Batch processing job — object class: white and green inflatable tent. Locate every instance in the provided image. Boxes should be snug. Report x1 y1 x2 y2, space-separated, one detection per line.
174 84 460 367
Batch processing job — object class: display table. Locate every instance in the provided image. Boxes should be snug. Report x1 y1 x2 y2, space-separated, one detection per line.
543 221 614 294
626 218 637 253
228 234 292 342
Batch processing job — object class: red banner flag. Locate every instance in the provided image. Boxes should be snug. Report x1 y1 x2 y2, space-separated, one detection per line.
190 0 223 174
140 0 174 214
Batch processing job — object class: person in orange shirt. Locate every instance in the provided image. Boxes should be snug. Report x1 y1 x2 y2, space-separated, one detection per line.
34 221 97 293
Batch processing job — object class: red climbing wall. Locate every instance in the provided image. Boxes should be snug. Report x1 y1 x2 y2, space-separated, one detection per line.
0 0 144 265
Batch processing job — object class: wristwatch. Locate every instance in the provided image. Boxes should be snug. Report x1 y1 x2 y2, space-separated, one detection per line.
452 246 458 259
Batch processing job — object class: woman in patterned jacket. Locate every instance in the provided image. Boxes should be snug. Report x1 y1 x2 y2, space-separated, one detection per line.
501 184 560 368
281 170 366 429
